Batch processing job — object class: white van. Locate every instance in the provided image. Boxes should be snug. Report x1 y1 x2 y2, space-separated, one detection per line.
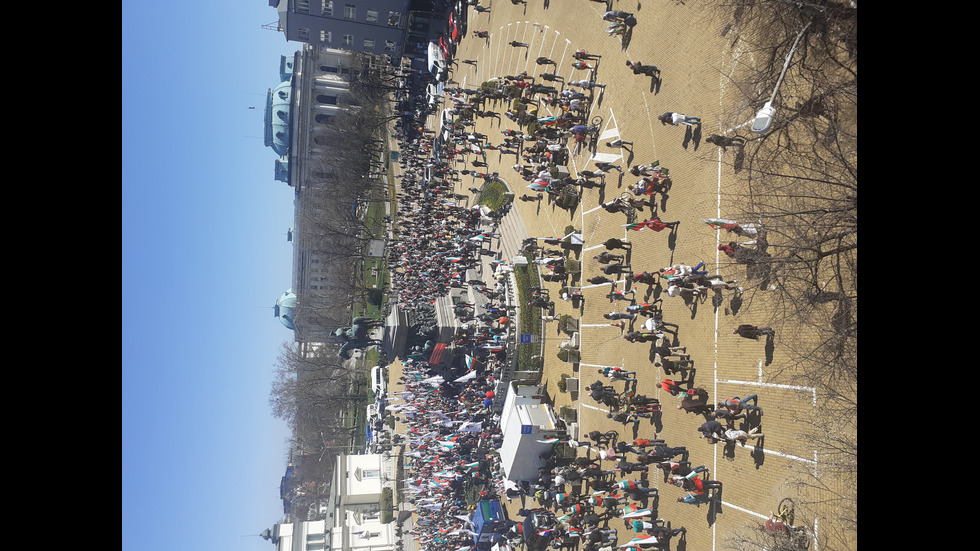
371 365 386 397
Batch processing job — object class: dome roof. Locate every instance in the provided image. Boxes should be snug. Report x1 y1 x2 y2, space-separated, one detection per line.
274 290 297 330
265 80 292 157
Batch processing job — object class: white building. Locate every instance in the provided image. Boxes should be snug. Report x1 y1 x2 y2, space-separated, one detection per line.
261 519 329 551
327 453 396 551
264 453 396 551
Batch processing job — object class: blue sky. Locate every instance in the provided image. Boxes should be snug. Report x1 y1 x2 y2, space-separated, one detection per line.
123 2 302 550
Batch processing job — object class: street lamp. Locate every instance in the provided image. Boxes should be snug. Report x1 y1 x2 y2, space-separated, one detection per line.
751 20 813 134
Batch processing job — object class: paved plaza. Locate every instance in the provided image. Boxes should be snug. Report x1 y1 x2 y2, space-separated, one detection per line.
394 2 854 550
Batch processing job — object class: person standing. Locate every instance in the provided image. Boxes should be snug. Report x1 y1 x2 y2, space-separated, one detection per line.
723 427 764 445
604 312 636 321
602 263 631 275
677 393 713 414
697 420 726 440
602 237 629 250
568 79 606 90
644 217 679 232
720 395 762 413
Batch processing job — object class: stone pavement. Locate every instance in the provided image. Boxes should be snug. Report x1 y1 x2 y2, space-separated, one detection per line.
443 1 846 550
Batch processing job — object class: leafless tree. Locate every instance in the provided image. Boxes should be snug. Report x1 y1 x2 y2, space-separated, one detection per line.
708 3 857 550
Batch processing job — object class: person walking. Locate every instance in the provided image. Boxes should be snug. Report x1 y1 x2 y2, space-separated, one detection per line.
594 251 625 264
626 60 660 78
732 324 775 339
536 57 557 66
509 40 530 48
659 112 701 126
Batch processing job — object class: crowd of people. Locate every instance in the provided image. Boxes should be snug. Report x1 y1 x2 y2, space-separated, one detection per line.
380 4 778 550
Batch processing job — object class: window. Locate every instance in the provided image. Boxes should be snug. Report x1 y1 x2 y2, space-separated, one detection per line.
321 0 333 15
342 34 352 46
321 30 331 43
363 39 375 49
344 4 355 18
317 95 338 105
296 0 311 13
384 40 395 52
366 9 378 22
363 469 380 478
388 11 401 26
298 27 310 40
320 65 338 73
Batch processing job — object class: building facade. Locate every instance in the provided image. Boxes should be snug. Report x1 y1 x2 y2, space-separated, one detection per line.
262 519 330 551
268 44 371 343
271 0 411 58
327 453 396 551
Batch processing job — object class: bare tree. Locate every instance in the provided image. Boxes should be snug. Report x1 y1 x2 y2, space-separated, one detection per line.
708 3 857 550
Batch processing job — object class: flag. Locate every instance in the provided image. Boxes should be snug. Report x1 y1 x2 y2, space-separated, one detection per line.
623 222 646 231
618 535 661 547
702 218 739 230
622 508 654 519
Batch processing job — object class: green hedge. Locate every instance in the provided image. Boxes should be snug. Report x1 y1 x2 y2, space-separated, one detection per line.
381 487 393 523
514 254 543 373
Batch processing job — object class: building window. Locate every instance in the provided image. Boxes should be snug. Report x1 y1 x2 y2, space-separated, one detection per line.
364 39 375 49
320 65 338 73
315 114 335 124
296 0 311 13
385 40 395 52
344 4 355 18
366 9 378 22
388 11 401 26
317 95 338 105
343 34 353 46
363 469 380 478
298 27 311 40
321 30 332 43
321 0 333 15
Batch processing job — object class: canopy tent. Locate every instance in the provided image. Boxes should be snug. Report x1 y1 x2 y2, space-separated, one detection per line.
471 500 508 543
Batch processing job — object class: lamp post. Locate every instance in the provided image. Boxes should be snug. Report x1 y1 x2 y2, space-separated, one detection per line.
751 20 813 134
